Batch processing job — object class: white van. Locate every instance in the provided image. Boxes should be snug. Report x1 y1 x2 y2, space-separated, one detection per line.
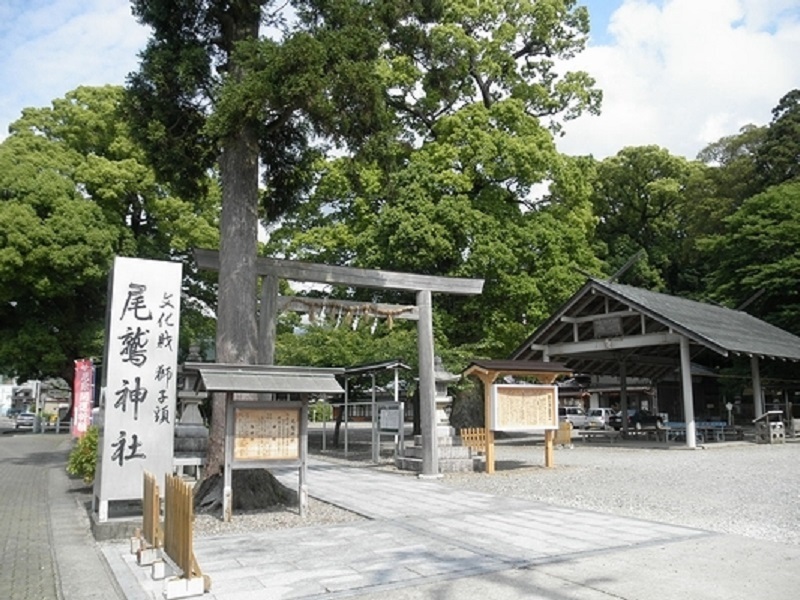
558 406 588 429
586 407 615 430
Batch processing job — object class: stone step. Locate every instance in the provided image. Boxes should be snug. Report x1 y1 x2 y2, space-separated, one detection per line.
413 435 465 447
394 455 484 474
403 444 474 460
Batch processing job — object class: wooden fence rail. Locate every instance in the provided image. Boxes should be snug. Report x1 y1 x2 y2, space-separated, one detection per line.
163 474 203 582
142 471 163 550
459 428 487 453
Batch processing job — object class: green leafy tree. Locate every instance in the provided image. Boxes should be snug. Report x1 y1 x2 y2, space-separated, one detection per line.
127 1 429 477
266 0 602 356
755 89 800 187
589 145 711 293
696 124 767 208
277 321 418 371
0 86 217 386
701 182 800 336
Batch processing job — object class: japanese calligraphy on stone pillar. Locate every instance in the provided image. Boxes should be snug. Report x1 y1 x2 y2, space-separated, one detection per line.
94 257 182 505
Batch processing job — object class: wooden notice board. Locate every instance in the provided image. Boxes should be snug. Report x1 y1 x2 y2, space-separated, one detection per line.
233 406 300 461
490 384 558 431
222 399 309 522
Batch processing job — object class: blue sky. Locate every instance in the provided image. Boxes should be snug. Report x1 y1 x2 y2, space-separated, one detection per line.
1 1 799 159
583 0 619 45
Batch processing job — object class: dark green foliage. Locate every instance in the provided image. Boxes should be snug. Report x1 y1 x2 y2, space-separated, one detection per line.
0 86 218 384
277 322 418 371
701 182 800 335
127 0 403 222
264 1 603 358
589 146 702 291
755 89 800 187
66 426 99 484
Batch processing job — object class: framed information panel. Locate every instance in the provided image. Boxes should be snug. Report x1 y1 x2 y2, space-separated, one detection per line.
490 384 558 432
221 399 309 522
378 402 404 433
233 406 300 461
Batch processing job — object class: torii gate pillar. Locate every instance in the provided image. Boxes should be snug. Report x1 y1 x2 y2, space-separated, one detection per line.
416 290 439 477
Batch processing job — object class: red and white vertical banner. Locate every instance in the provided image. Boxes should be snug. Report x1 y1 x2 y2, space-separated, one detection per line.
71 359 95 438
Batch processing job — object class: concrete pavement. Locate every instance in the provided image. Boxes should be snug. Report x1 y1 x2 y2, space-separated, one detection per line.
2 423 800 599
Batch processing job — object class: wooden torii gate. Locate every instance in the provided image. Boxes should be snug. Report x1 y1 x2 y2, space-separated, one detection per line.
195 249 484 477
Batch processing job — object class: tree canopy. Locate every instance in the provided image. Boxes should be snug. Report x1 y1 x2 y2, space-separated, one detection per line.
0 85 217 384
702 182 800 336
755 89 800 187
265 0 603 356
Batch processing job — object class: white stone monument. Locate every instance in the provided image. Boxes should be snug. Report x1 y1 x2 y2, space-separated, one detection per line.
93 257 182 521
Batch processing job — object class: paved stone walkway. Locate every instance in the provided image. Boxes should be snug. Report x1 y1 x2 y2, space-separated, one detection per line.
0 433 61 599
0 429 124 600
106 460 709 599
4 427 800 600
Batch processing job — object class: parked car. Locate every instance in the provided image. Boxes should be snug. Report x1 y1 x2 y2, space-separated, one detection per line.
14 412 37 430
558 406 589 429
6 407 23 419
586 407 616 430
609 409 664 430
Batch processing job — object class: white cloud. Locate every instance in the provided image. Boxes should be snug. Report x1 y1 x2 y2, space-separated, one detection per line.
0 1 148 139
2 0 798 163
558 0 800 159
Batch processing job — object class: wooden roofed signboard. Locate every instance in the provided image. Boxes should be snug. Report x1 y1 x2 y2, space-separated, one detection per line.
185 363 345 521
233 404 301 462
462 360 571 473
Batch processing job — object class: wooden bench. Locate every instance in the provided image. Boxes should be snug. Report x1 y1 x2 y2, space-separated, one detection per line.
667 421 737 443
578 429 621 443
624 427 669 443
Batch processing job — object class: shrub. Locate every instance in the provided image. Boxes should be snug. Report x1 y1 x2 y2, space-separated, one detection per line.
308 401 333 422
66 426 99 484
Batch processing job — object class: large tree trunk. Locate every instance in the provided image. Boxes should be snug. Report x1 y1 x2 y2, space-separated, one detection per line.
204 124 260 478
204 3 262 478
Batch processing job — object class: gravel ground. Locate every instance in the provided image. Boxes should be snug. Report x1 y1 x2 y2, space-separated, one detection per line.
195 429 800 546
194 497 366 538
444 437 800 546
